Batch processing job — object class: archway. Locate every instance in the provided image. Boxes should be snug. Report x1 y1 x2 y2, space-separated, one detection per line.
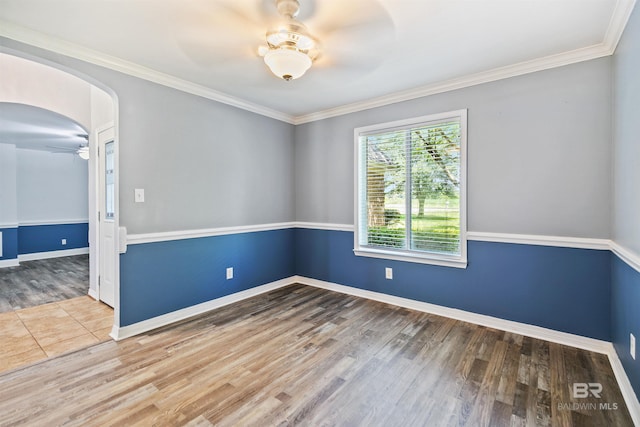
0 51 120 365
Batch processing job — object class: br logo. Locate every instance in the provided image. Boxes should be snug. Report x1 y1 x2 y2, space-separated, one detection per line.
573 383 602 398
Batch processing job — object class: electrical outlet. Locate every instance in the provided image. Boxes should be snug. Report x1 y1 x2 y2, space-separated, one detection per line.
385 267 393 280
61 239 67 245
631 333 636 360
226 267 233 280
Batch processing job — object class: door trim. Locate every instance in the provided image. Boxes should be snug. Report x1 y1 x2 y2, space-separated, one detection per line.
91 122 120 329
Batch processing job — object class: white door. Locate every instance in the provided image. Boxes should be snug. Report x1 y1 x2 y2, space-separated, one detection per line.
98 127 116 307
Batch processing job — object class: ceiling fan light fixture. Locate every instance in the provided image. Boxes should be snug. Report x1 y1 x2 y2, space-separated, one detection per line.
77 146 90 160
266 21 316 51
264 48 312 81
261 0 319 81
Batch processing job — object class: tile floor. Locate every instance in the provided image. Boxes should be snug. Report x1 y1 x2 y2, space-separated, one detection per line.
0 296 113 373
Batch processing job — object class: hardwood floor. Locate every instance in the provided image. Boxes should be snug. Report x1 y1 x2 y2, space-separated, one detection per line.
0 284 633 426
0 255 90 312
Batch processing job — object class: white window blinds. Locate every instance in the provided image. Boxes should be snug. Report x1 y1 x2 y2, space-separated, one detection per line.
355 110 467 268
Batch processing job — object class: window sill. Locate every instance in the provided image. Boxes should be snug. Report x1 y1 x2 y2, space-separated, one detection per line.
353 248 467 269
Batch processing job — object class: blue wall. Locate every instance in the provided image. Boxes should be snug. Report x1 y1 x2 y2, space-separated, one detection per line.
295 228 612 341
117 226 640 395
0 223 88 263
18 223 89 255
119 228 295 326
119 227 612 340
611 255 640 398
0 227 18 261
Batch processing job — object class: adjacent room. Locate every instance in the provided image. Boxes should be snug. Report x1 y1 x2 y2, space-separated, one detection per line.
0 54 115 371
0 0 638 425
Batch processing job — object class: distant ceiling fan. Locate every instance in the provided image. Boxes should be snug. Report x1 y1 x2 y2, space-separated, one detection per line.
47 134 90 160
46 144 90 160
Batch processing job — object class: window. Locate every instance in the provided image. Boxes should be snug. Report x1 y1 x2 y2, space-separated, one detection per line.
354 110 467 268
105 141 115 220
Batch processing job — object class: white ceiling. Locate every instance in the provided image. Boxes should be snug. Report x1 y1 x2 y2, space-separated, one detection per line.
0 0 635 123
0 102 88 151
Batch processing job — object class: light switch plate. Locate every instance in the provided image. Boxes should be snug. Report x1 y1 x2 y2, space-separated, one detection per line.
226 267 233 280
134 188 145 203
385 267 393 280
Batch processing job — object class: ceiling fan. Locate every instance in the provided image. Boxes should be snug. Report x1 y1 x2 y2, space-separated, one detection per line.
174 0 395 82
46 144 90 160
46 134 90 160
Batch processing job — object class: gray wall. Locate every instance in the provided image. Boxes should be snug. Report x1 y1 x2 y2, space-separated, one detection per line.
295 59 612 238
2 36 614 240
613 6 640 255
16 149 88 223
116 77 294 233
1 38 296 235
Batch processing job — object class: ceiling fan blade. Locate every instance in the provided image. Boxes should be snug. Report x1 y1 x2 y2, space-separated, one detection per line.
176 28 262 66
307 0 395 75
307 0 394 36
46 145 77 151
172 0 275 67
316 31 394 77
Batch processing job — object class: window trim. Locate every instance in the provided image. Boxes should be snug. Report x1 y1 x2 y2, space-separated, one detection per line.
353 109 468 269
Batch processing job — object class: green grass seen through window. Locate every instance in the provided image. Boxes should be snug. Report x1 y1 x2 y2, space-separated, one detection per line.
368 203 460 254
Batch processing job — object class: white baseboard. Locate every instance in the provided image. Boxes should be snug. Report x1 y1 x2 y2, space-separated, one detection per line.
18 247 89 262
294 275 640 423
108 273 639 422
88 288 99 301
0 258 19 268
294 276 612 353
606 344 640 425
110 277 297 341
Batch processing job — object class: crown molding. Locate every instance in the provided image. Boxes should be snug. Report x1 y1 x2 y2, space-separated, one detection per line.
0 20 296 124
292 43 612 124
603 0 637 53
1 0 634 125
292 0 636 124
